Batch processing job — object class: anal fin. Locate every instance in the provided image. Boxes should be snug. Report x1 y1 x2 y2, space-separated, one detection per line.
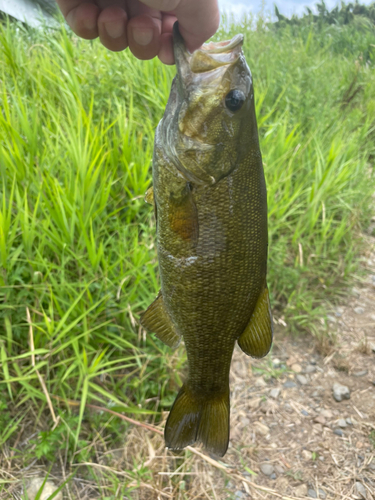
237 285 273 358
140 293 181 349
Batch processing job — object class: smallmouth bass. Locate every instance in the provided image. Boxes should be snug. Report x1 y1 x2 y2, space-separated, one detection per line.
141 24 273 457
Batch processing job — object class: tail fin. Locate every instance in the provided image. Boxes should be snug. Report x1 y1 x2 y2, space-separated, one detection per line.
164 384 230 457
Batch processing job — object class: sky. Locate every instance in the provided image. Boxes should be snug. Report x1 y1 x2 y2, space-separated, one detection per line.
218 0 375 18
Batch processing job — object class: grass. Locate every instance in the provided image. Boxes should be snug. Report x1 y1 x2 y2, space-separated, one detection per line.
0 11 374 499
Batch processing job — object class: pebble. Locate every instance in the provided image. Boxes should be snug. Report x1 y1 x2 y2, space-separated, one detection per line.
302 449 313 460
275 465 285 474
314 415 326 425
313 423 323 433
354 306 365 315
334 428 344 436
234 491 245 499
301 409 309 416
352 287 361 298
354 481 367 499
308 489 317 498
332 382 350 402
276 477 289 491
260 463 274 476
320 409 333 418
283 381 297 388
337 418 347 428
354 370 368 377
255 377 268 387
297 375 309 385
327 314 337 323
248 397 261 409
272 358 282 367
25 478 63 500
335 307 344 316
294 485 308 496
270 388 281 399
304 364 316 374
240 417 250 426
318 489 327 499
255 422 270 436
291 363 302 373
346 417 353 425
270 473 277 480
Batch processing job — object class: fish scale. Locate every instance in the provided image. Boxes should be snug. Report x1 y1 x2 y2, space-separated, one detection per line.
141 23 273 457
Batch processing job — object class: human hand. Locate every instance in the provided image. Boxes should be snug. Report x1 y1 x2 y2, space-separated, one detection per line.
56 0 220 64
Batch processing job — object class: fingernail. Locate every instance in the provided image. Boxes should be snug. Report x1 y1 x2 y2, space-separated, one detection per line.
105 20 124 39
132 28 153 46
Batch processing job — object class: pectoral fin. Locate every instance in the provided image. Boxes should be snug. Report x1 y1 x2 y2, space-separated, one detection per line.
140 293 181 349
169 183 199 246
145 186 154 206
238 285 273 358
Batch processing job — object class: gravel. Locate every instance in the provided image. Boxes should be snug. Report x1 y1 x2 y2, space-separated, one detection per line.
260 463 274 476
354 306 365 315
334 428 344 436
354 481 367 499
337 418 347 428
25 478 63 500
283 381 297 388
297 374 309 385
269 388 281 399
234 491 245 499
332 382 350 402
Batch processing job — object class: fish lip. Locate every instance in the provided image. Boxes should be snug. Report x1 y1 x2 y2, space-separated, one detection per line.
200 34 244 54
173 22 243 79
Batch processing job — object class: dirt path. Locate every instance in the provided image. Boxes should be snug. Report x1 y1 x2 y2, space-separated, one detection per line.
222 240 375 499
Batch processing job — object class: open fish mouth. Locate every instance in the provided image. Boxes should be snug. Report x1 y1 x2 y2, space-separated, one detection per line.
173 22 244 77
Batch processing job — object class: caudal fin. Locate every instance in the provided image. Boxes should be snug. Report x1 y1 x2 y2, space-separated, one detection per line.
164 384 230 457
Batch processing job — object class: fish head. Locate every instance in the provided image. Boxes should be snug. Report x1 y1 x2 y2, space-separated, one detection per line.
160 23 259 186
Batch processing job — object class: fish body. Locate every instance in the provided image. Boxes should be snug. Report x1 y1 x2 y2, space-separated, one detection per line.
141 24 273 457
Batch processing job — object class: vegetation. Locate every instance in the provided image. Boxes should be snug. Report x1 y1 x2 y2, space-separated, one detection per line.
0 6 374 498
274 0 375 27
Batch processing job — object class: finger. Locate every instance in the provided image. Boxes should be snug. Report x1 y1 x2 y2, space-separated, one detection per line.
175 0 220 52
57 0 100 39
158 32 174 65
127 15 162 60
139 0 220 52
98 6 128 51
161 13 176 35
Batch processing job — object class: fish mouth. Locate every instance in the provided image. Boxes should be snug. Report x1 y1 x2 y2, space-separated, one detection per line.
173 22 243 78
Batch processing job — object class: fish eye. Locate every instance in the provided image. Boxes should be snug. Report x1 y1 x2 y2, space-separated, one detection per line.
225 90 246 112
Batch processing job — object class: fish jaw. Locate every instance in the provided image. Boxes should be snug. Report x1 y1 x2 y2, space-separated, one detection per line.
159 23 258 187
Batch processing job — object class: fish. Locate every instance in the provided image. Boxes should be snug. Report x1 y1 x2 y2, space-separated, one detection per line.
140 23 273 457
